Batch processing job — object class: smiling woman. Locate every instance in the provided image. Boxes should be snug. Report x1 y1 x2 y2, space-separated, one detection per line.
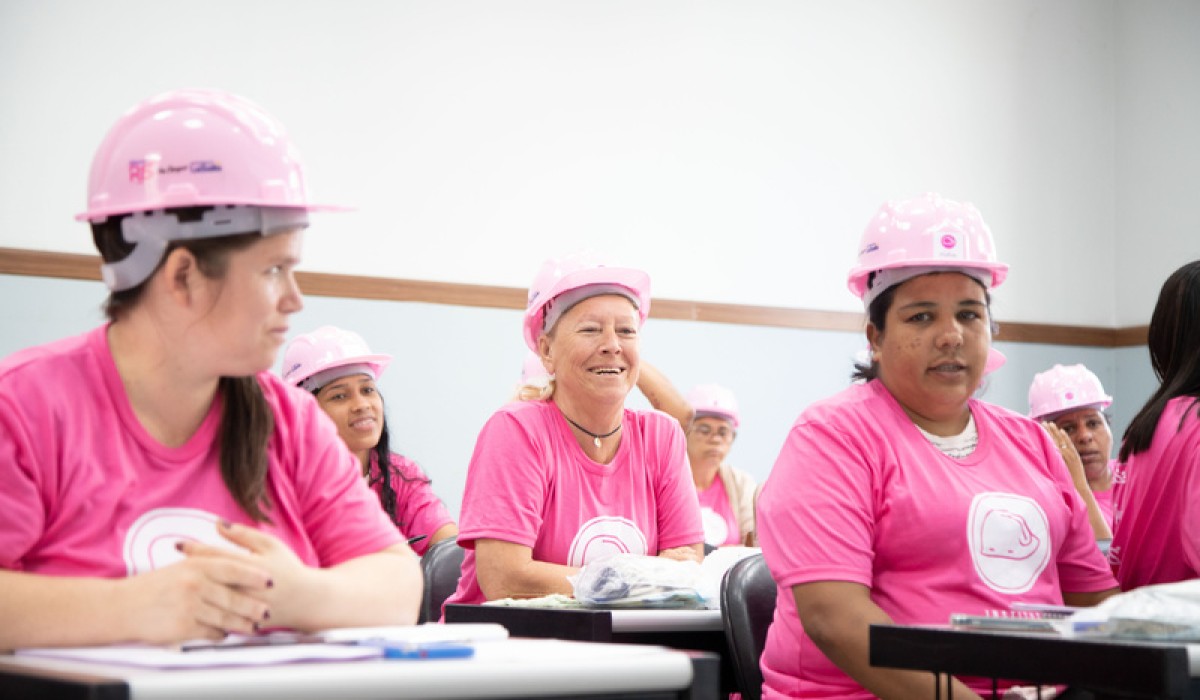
281 326 458 555
445 252 705 607
755 193 1119 700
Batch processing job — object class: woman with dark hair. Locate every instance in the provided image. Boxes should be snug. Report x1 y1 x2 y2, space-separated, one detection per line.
0 89 421 650
1028 363 1117 546
755 193 1117 699
1111 260 1200 590
283 326 458 554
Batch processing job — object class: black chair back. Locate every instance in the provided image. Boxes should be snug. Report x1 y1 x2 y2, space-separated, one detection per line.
418 538 465 624
719 553 776 700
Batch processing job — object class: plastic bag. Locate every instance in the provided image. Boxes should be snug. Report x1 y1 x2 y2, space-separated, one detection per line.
569 554 703 608
694 546 761 609
1062 578 1200 641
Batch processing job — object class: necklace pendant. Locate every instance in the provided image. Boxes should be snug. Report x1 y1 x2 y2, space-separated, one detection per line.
593 436 602 448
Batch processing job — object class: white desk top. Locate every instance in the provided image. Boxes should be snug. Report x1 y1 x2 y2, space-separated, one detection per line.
0 638 696 700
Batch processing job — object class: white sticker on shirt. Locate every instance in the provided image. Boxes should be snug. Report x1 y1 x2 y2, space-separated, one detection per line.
967 493 1051 594
123 507 247 576
567 516 649 567
700 507 730 547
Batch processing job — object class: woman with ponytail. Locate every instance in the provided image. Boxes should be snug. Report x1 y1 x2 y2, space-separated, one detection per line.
0 90 421 650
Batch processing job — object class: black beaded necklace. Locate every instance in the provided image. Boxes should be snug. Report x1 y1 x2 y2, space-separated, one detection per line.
561 412 622 448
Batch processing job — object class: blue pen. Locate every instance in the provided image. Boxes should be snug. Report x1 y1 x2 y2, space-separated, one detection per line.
360 640 475 660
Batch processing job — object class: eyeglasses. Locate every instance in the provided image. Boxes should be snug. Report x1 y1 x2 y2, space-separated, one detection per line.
691 424 734 440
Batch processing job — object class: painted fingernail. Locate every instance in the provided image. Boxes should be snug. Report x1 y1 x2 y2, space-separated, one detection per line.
219 519 233 529
174 541 185 552
263 609 271 621
266 579 275 589
252 622 261 632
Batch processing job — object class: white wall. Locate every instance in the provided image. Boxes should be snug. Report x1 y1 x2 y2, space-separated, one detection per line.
0 1 1190 516
5 0 1193 327
1114 0 1200 326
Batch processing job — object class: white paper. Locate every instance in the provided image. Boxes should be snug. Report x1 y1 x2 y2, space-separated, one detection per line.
318 623 508 644
15 643 382 669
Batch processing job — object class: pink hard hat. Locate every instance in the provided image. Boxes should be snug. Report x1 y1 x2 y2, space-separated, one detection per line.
282 326 392 392
847 192 1009 303
1028 364 1113 420
984 348 1007 375
79 89 347 291
522 251 651 352
521 350 551 385
79 88 343 222
686 384 740 429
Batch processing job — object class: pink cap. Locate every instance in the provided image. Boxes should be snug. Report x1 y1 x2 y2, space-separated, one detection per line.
1028 363 1113 420
521 350 551 385
523 251 651 352
282 326 391 392
847 192 1009 303
78 88 345 222
686 384 740 429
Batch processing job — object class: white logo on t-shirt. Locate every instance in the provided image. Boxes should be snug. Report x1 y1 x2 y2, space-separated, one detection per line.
700 507 730 547
967 493 1051 594
123 507 247 575
567 516 648 567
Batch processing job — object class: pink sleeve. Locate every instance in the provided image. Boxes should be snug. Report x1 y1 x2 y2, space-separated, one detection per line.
0 394 45 570
456 409 548 550
649 414 704 551
1177 427 1200 575
273 382 403 566
389 455 456 556
758 420 876 589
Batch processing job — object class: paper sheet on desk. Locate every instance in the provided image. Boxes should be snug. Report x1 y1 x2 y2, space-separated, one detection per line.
15 643 382 668
319 623 509 643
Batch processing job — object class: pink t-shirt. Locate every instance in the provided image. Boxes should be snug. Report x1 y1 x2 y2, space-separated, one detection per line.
1093 476 1114 532
370 452 455 556
757 380 1116 699
1111 397 1200 589
698 477 740 547
0 326 403 577
446 399 703 606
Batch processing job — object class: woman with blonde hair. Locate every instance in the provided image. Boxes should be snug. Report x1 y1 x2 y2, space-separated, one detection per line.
446 252 704 606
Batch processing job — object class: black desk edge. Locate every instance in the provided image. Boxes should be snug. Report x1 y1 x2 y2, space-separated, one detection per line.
870 623 1194 697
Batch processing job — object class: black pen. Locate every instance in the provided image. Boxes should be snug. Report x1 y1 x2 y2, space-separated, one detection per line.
407 535 428 546
180 633 328 652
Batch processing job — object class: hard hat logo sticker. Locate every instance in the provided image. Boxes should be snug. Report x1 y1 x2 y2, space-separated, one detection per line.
967 492 1051 594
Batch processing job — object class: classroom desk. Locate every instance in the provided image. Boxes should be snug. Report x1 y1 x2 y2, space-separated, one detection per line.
444 605 732 695
869 623 1200 699
0 637 720 700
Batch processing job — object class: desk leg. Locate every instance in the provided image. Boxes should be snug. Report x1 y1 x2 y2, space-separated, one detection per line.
932 671 952 700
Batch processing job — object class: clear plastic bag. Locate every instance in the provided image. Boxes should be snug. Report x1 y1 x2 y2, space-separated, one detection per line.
1062 578 1200 641
569 554 704 608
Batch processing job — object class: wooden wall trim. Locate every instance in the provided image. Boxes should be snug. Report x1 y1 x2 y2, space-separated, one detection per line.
0 247 1147 348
